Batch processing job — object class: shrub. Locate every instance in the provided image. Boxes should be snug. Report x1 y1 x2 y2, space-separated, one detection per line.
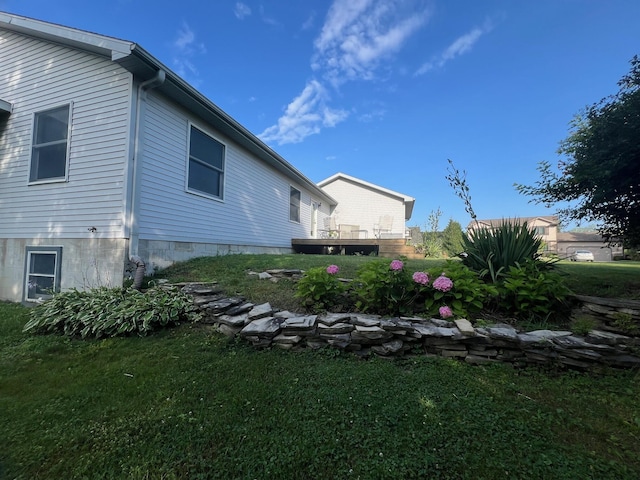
423 261 498 318
353 259 416 316
497 259 570 320
23 286 201 338
462 220 544 282
294 265 345 313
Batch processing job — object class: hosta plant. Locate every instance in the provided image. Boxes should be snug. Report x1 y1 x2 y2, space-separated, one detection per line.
23 286 201 338
497 259 570 320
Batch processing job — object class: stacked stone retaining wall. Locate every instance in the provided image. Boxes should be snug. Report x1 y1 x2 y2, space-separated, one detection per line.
176 281 640 370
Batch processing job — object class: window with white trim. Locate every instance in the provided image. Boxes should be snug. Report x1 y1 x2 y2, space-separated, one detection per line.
29 105 71 182
187 125 225 199
290 186 301 223
24 246 62 302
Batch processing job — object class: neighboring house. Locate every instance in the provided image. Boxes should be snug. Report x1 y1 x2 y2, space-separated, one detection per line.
317 172 415 239
467 216 621 261
0 12 335 303
556 232 623 262
468 216 559 252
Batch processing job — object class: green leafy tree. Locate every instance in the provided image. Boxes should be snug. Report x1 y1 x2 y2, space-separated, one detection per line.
515 55 640 245
441 219 464 257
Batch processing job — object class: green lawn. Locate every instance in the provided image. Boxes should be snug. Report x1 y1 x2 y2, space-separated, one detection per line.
1 256 640 478
556 260 640 299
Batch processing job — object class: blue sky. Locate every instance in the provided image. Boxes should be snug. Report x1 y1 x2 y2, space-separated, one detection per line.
4 0 639 230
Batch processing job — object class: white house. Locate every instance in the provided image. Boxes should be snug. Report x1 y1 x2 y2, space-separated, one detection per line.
0 12 336 303
317 172 415 239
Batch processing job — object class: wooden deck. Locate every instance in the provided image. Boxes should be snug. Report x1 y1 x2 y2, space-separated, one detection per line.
291 238 424 259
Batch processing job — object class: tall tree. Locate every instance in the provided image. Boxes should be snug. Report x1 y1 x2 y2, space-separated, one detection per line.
441 219 464 257
516 55 640 245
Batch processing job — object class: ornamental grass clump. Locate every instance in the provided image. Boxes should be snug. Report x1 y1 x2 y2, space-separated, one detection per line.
462 220 544 283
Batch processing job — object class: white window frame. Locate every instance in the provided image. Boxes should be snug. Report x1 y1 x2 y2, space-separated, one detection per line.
186 123 226 201
289 186 301 223
24 246 63 302
28 103 72 184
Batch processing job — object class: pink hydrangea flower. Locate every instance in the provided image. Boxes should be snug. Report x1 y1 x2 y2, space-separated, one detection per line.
326 265 339 275
439 306 453 319
390 260 404 271
412 271 430 285
432 274 453 292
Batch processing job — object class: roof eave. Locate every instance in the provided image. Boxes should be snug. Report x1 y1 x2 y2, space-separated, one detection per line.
123 46 336 206
0 11 336 206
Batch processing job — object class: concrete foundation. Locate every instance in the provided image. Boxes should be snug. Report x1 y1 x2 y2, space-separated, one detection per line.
137 239 293 275
0 238 129 303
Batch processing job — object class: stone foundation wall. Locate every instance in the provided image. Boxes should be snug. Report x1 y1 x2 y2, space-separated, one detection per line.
178 282 640 370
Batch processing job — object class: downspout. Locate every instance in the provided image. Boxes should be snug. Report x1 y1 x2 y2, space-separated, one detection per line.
129 69 165 289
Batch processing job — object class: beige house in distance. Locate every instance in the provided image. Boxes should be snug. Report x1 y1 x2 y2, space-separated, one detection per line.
468 216 559 252
467 216 622 261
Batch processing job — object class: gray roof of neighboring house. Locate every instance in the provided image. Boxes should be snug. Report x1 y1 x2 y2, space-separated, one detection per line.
318 172 415 220
557 232 608 243
0 11 336 206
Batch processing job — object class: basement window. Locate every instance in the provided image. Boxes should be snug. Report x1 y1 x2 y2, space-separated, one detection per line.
24 246 62 302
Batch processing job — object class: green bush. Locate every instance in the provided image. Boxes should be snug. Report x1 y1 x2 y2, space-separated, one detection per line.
23 286 201 338
294 265 345 313
497 259 570 320
353 259 416 316
462 220 543 282
424 261 498 318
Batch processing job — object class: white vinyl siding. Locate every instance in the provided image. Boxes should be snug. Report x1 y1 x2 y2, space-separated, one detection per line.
321 179 407 238
0 29 133 239
137 92 312 246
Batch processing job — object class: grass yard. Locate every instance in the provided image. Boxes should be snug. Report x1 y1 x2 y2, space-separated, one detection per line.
1 255 640 478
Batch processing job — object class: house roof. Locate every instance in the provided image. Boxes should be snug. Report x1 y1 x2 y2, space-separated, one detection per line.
557 232 608 243
317 172 415 220
0 11 336 206
468 215 559 230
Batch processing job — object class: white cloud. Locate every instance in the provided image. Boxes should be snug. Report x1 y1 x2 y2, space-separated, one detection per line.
415 21 493 76
259 80 349 145
260 0 429 145
234 2 251 20
171 22 206 83
313 0 431 85
301 11 316 31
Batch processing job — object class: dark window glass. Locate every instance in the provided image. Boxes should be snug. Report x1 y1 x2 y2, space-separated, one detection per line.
30 105 69 182
188 126 225 198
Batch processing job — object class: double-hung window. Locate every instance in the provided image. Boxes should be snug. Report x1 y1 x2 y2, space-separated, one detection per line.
30 105 71 182
24 246 62 302
290 186 301 223
187 125 225 199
